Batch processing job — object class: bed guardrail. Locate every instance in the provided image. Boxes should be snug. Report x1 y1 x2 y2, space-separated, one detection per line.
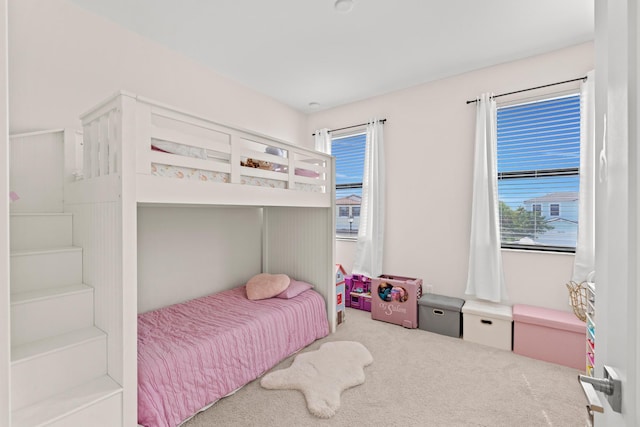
78 91 331 197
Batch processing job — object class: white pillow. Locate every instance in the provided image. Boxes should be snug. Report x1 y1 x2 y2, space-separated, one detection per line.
152 140 207 159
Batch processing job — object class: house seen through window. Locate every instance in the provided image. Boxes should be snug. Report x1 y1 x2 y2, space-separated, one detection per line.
332 132 366 238
497 93 581 252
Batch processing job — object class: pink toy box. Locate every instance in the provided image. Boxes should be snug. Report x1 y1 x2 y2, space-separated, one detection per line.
513 304 585 370
371 275 423 328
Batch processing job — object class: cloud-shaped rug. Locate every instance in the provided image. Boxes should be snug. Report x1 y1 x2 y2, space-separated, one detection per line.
260 341 373 418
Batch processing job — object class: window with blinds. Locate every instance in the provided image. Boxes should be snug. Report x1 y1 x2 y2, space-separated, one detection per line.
332 132 366 238
496 93 581 252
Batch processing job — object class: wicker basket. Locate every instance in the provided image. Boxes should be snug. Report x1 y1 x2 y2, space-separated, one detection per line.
566 281 588 322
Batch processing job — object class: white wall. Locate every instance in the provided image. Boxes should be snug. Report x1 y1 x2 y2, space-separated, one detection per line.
137 206 263 313
8 0 311 315
8 0 307 144
8 0 594 315
308 42 594 312
9 131 65 213
1 0 10 423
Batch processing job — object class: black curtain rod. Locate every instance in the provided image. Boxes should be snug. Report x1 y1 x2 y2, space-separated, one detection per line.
465 76 588 105
312 118 386 136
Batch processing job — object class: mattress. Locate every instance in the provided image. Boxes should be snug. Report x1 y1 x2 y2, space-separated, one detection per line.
151 163 323 192
137 286 329 427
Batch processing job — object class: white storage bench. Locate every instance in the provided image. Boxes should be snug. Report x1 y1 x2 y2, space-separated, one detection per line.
462 300 513 351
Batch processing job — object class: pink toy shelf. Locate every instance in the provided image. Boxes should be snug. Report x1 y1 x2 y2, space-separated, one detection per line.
371 275 423 328
350 291 372 312
344 276 353 307
346 274 372 312
335 264 347 325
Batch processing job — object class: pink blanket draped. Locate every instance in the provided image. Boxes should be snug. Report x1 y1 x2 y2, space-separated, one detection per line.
137 286 329 427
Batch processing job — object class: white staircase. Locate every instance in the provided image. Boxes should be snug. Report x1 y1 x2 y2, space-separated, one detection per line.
9 213 122 427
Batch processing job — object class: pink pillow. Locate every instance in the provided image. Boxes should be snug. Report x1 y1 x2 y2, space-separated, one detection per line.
294 168 320 178
246 273 291 300
276 280 313 299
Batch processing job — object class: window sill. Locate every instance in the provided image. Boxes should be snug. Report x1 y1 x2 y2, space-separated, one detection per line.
336 236 357 242
501 247 575 256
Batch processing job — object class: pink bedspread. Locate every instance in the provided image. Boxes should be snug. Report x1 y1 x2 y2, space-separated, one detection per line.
138 286 329 427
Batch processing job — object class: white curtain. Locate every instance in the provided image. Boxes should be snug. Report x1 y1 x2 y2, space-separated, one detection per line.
314 128 331 154
572 70 596 283
352 119 385 279
465 93 508 302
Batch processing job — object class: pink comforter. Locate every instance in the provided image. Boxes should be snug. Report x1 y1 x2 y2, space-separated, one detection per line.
137 286 329 427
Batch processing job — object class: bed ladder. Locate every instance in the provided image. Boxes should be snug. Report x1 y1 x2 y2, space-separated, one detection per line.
8 130 122 426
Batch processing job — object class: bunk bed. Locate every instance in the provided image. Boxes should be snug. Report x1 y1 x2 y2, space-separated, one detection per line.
63 91 336 427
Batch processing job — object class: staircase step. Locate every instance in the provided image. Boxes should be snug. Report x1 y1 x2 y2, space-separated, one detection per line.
11 284 94 347
10 212 73 251
11 327 107 411
11 375 122 427
10 247 83 294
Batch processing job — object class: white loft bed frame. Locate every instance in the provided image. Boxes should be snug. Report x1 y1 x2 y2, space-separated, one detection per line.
63 91 336 426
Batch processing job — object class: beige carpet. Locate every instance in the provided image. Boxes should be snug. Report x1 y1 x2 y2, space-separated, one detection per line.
184 307 590 427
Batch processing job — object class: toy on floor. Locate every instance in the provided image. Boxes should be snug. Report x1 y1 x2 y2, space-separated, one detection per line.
347 274 372 312
371 275 423 329
378 284 392 301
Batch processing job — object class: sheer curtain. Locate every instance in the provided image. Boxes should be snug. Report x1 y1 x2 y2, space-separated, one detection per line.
572 70 596 283
314 128 331 154
465 93 508 302
352 119 385 279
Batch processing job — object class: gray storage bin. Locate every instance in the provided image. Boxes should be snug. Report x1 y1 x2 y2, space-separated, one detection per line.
418 294 465 338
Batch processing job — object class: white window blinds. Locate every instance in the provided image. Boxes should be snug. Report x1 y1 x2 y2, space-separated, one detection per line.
333 132 366 237
496 94 581 251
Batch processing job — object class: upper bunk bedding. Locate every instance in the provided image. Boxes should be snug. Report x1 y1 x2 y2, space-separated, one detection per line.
137 285 329 427
75 91 334 207
151 143 323 193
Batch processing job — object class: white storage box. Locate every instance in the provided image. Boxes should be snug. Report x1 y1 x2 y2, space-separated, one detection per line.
462 300 513 351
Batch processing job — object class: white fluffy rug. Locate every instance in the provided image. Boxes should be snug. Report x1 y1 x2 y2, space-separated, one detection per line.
260 341 373 418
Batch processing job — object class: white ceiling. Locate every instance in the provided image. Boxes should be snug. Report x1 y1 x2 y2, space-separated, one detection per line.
70 0 594 113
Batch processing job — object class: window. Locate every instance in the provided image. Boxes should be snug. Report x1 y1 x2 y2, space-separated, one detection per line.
333 132 366 238
497 94 581 252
